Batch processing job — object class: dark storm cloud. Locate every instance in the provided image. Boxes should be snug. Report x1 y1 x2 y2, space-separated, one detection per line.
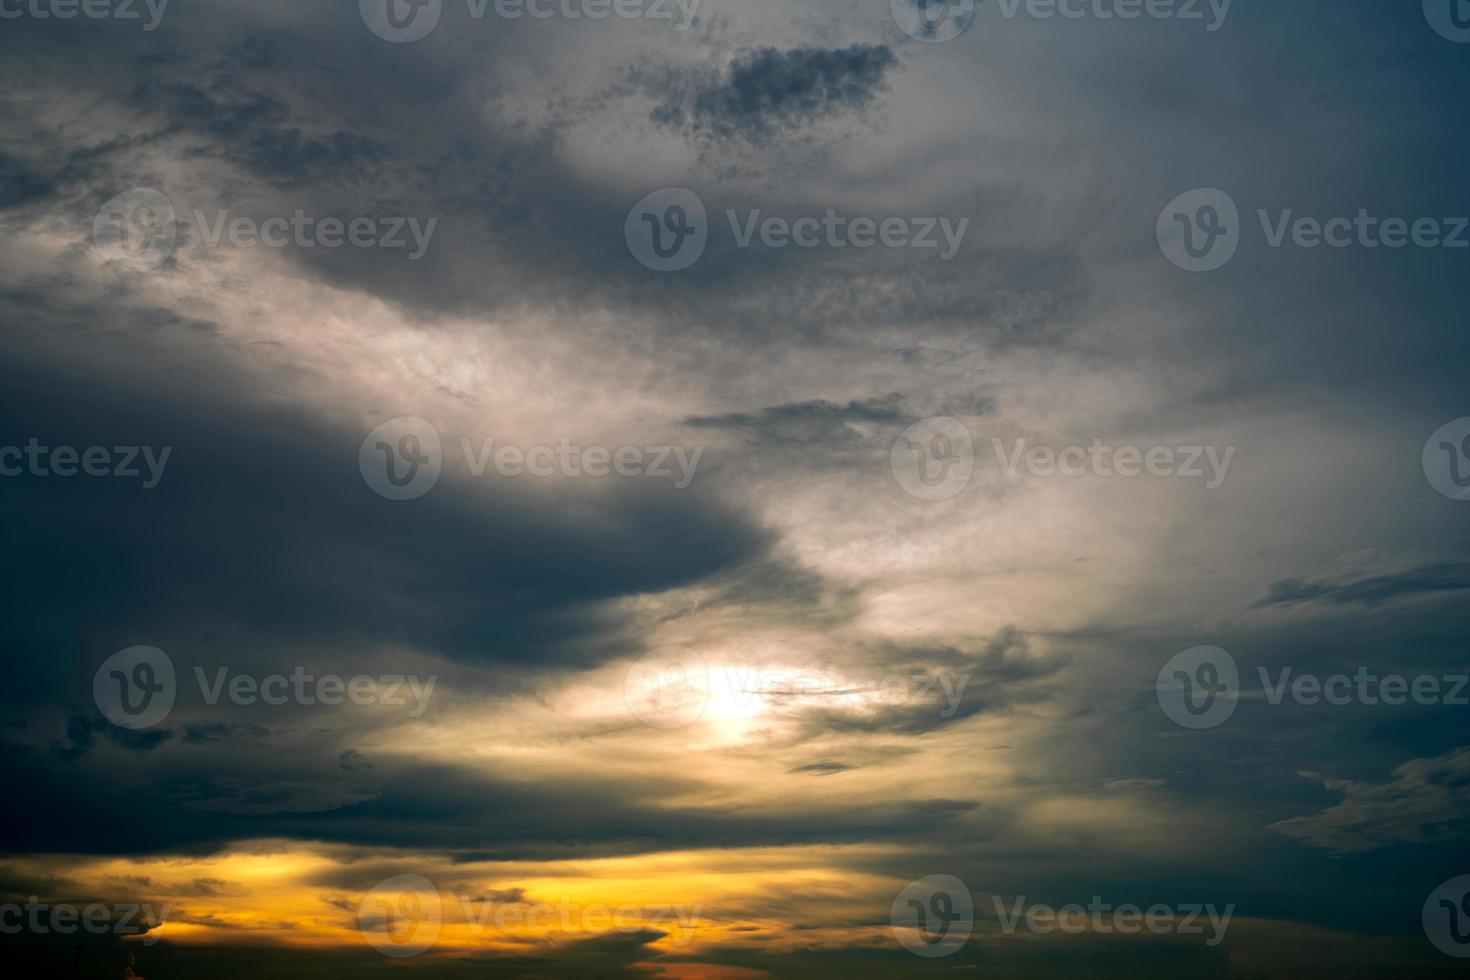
1268 746 1470 853
0 749 979 857
137 81 391 185
652 45 898 139
181 723 272 746
0 4 1074 349
650 938 1239 980
1253 561 1470 608
0 929 673 980
0 341 766 690
776 630 1066 741
683 394 911 446
679 391 996 480
53 706 171 760
0 151 58 208
1 4 1469 978
0 279 783 858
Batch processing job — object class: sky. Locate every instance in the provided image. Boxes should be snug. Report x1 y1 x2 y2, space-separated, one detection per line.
2 0 1469 977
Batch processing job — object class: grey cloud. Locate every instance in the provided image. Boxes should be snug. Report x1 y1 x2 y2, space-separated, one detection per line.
3 4 1470 975
652 45 898 139
788 761 855 776
0 744 979 858
0 151 57 208
1254 561 1470 609
0 337 767 684
1268 747 1470 853
172 877 243 897
182 723 272 746
784 630 1066 741
141 82 391 185
53 706 171 760
338 749 375 772
683 394 911 446
0 927 670 979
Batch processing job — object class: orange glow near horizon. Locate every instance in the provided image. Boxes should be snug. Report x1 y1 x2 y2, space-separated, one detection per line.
0 841 906 961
